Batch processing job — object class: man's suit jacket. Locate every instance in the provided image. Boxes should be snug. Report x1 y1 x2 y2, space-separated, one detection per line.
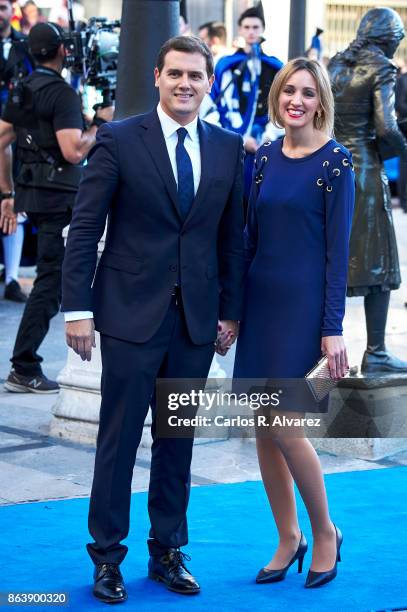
61 109 245 345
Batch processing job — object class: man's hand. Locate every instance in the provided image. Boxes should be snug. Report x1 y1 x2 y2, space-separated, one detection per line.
95 106 115 123
215 320 239 356
321 335 349 380
65 319 96 362
0 198 17 234
244 136 259 154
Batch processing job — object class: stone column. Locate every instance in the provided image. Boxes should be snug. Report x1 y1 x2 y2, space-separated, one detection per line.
50 235 105 446
288 0 306 59
115 0 179 118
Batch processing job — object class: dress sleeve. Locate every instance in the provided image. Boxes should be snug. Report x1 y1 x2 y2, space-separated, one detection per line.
321 148 355 337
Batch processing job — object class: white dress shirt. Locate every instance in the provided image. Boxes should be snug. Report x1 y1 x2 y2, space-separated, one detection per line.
65 104 201 322
156 103 201 195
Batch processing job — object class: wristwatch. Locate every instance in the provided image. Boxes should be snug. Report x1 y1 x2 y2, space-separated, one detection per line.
0 191 15 200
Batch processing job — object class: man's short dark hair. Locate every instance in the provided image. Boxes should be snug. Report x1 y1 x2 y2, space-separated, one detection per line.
156 36 214 78
208 22 227 45
238 7 265 29
198 21 214 33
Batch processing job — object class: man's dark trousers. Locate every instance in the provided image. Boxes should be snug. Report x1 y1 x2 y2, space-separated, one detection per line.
87 294 214 565
11 210 71 376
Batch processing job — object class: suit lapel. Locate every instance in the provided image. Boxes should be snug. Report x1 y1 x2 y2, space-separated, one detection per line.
183 118 213 226
140 112 215 225
140 111 182 221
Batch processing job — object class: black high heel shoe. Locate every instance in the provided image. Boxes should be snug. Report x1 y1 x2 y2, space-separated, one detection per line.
305 525 343 589
256 532 308 583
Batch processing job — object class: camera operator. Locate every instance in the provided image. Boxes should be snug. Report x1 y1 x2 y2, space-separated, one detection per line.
0 22 113 393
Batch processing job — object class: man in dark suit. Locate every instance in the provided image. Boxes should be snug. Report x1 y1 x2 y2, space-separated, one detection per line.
61 36 245 604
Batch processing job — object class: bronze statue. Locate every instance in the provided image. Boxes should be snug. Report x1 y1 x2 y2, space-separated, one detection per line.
329 7 407 374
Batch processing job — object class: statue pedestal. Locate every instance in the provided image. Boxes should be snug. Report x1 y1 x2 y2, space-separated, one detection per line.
234 373 407 461
311 373 407 460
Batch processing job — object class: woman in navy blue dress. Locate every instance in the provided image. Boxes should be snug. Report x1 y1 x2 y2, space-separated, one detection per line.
232 58 355 588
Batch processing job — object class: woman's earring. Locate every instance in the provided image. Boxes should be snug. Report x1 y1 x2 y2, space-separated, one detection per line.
317 110 322 119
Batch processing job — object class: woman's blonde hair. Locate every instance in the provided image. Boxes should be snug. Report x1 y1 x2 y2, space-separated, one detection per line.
268 57 334 136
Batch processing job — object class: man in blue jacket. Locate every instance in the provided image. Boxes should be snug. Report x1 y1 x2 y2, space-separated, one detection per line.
61 36 245 604
210 7 282 214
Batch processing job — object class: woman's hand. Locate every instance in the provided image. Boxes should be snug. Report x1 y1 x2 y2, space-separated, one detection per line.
321 335 349 379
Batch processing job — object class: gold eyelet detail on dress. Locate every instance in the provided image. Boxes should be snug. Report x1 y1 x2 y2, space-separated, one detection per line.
317 178 324 186
255 173 263 184
326 186 333 192
263 141 272 147
342 158 349 166
333 147 340 153
261 156 268 163
322 160 329 167
333 168 340 176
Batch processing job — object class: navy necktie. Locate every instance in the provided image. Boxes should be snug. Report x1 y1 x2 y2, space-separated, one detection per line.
176 127 194 221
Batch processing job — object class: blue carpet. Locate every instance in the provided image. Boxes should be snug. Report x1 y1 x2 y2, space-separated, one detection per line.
1 467 407 611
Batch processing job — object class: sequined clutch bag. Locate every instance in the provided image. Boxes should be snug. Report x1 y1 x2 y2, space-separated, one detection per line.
305 356 337 403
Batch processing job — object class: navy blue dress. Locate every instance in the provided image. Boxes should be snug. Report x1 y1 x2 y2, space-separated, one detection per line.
233 138 355 412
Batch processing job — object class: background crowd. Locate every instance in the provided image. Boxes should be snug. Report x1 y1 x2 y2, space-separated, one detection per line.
1 2 407 305
1 2 407 385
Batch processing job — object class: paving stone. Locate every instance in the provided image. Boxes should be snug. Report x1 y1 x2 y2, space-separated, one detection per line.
0 433 27 449
0 461 90 503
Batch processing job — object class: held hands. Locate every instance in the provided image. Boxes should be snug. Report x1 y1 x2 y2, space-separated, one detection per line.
0 198 17 234
215 320 239 356
65 319 96 362
321 335 349 380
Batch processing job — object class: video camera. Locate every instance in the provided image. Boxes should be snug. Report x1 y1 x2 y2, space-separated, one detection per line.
63 0 120 107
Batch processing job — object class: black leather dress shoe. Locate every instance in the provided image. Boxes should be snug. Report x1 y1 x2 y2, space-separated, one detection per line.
148 549 200 594
93 563 127 604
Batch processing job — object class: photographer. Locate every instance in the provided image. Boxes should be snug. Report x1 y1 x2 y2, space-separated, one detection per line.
0 22 113 393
